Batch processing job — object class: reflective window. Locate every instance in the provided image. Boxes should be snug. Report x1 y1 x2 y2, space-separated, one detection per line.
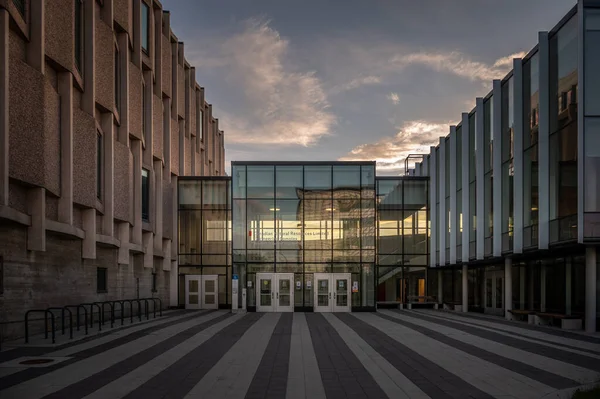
74 0 84 73
276 165 303 199
142 168 149 222
247 165 274 198
304 165 332 191
141 2 150 54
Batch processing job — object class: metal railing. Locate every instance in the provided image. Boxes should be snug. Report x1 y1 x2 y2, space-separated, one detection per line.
24 297 164 344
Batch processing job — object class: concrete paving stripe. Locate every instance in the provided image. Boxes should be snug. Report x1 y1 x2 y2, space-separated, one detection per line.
406 310 600 368
244 313 293 399
0 310 215 391
379 310 583 388
123 312 264 399
342 313 491 399
324 313 429 399
417 309 600 351
357 312 554 399
0 311 226 399
305 313 389 399
286 313 326 399
82 313 243 399
184 313 282 399
43 312 234 399
50 311 210 357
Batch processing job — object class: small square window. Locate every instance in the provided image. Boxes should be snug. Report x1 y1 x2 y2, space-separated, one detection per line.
97 267 107 293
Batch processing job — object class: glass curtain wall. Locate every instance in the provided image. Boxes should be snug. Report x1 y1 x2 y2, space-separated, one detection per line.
232 163 376 310
445 137 450 263
469 113 477 259
523 52 540 248
377 178 429 304
484 97 494 256
178 178 231 307
456 126 463 257
549 16 578 242
501 77 515 252
435 148 440 265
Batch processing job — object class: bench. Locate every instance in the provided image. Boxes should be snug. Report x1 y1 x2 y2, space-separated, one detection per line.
534 312 582 330
508 309 535 323
406 296 438 310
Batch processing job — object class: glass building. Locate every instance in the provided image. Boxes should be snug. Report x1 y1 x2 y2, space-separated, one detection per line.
178 162 430 312
414 1 600 332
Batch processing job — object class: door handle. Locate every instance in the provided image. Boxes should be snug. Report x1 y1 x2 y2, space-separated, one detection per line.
276 292 279 299
329 292 331 299
333 292 336 299
272 292 274 299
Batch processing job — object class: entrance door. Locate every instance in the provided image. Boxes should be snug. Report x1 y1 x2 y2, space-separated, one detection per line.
185 275 219 310
256 273 294 312
484 270 504 315
314 273 351 312
185 275 201 310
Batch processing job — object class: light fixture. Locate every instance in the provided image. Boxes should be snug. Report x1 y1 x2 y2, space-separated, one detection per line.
269 207 280 211
325 208 336 212
531 207 538 211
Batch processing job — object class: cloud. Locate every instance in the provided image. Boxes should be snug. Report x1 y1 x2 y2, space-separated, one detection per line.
329 75 382 94
387 92 400 105
389 50 528 82
190 19 335 147
340 120 450 174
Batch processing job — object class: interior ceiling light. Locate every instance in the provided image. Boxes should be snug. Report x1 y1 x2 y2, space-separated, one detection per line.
269 207 280 211
325 208 336 211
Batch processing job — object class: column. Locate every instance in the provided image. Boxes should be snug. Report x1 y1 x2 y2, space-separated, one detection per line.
82 208 96 259
0 10 7 206
132 140 142 245
439 138 447 265
492 80 502 257
102 113 114 236
131 0 141 67
585 246 596 333
475 98 485 259
117 222 129 265
143 70 154 164
540 263 546 312
566 258 572 316
163 98 171 181
505 258 513 320
57 73 73 224
170 179 178 307
462 264 468 312
513 58 524 253
449 126 457 264
117 32 130 144
528 262 534 309
461 113 470 262
429 146 437 267
154 7 162 97
154 160 163 251
538 31 550 249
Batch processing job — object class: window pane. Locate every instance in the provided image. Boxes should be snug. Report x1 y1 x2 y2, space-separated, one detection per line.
97 133 102 199
585 30 600 115
141 2 150 52
584 117 600 212
114 48 120 110
333 165 360 191
74 0 83 72
304 165 331 191
247 165 274 198
232 165 246 198
275 165 303 199
142 168 149 221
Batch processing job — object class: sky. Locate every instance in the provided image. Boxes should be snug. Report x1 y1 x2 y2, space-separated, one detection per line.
161 0 576 175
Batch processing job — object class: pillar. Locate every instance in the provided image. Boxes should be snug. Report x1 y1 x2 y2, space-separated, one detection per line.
538 32 550 249
0 10 9 206
82 208 96 259
82 0 95 115
540 263 546 312
57 72 73 224
462 265 468 312
566 258 572 316
528 263 534 310
101 113 114 236
437 269 443 304
519 266 525 310
27 188 46 251
505 258 512 320
492 80 502 257
475 98 485 259
585 247 597 333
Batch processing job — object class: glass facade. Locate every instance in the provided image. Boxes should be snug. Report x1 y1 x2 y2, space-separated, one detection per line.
501 77 514 252
523 52 539 248
484 97 494 255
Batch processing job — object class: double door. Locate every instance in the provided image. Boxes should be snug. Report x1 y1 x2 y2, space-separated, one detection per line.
484 270 504 315
314 273 351 312
185 275 218 310
256 273 294 312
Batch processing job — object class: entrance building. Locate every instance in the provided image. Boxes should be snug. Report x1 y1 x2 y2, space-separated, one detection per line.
256 273 294 312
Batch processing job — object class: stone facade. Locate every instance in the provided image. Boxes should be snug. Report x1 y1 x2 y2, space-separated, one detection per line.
0 0 227 341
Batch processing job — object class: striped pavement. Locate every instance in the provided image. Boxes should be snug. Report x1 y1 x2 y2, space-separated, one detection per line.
1 309 599 398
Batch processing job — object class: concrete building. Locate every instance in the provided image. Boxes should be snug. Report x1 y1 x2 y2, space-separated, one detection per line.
0 0 226 340
413 1 600 332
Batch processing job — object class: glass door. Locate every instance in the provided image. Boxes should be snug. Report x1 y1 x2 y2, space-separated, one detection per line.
276 273 294 312
185 275 201 310
484 270 504 315
256 273 274 312
314 273 331 312
332 273 351 312
201 275 218 310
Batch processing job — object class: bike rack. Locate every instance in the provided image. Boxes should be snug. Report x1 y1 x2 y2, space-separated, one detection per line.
65 304 88 335
98 301 115 328
81 303 102 331
46 307 73 339
25 309 55 344
113 301 124 326
140 298 157 318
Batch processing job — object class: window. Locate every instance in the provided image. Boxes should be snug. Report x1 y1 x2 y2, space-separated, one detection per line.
152 272 157 292
114 46 120 112
97 132 102 199
13 0 25 17
97 267 107 293
74 0 84 73
142 79 148 144
142 168 150 222
141 2 150 54
198 109 204 140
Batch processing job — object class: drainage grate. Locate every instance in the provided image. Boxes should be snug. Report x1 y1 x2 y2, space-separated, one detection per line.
19 359 55 365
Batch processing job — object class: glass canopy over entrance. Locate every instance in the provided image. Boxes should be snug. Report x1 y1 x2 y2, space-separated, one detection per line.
177 161 429 312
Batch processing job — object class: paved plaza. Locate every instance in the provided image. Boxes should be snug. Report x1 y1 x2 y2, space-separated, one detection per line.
1 309 600 399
